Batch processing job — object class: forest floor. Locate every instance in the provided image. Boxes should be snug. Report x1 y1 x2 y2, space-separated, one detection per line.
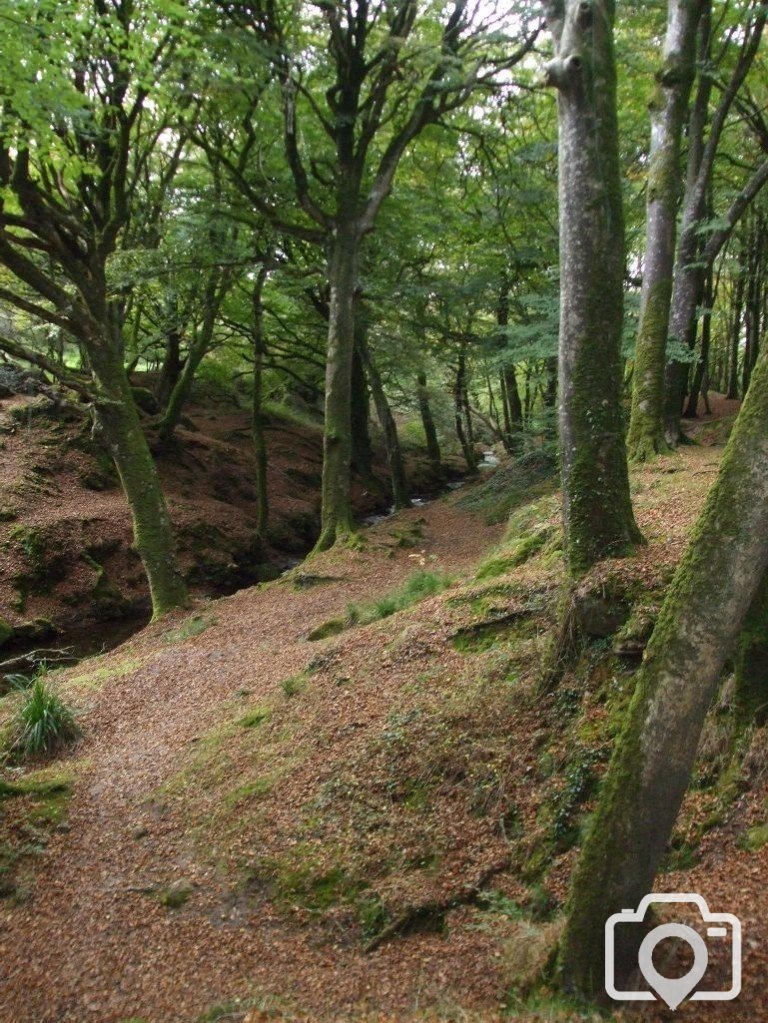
2 395 767 1023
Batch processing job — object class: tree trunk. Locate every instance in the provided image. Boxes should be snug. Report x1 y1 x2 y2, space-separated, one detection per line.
502 365 524 437
683 265 713 417
251 265 269 538
496 276 524 450
158 276 222 446
626 0 702 461
726 273 744 399
416 373 442 472
664 223 703 444
559 346 768 996
358 328 410 510
156 326 184 409
545 0 642 575
315 221 359 551
734 570 768 727
90 343 188 619
454 349 477 474
350 341 375 485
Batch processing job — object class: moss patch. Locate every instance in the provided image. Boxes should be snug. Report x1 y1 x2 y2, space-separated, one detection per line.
0 767 74 900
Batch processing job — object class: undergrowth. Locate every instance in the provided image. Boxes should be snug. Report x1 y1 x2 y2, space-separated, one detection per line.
347 569 452 625
308 568 452 641
2 675 79 760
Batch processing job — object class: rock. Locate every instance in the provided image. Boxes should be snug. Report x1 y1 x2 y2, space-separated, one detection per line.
574 590 629 638
130 385 160 415
14 618 60 643
0 363 45 396
613 604 658 657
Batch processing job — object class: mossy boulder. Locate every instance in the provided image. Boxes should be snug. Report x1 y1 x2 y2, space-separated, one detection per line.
130 386 160 415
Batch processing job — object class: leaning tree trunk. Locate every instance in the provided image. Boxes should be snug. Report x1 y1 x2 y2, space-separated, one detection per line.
734 570 768 727
315 219 359 551
626 0 702 461
357 328 410 511
559 345 768 996
416 372 442 473
89 341 188 619
545 0 642 575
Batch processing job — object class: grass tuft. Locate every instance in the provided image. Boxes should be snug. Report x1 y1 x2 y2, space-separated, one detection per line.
4 676 79 759
349 569 452 626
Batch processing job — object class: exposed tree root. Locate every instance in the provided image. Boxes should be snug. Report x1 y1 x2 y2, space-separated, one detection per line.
363 859 510 953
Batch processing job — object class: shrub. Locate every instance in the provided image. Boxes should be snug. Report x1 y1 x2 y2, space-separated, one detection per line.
5 676 79 759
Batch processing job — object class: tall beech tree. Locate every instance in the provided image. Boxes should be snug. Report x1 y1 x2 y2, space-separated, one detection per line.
0 0 189 617
217 0 538 550
626 0 704 462
544 0 642 574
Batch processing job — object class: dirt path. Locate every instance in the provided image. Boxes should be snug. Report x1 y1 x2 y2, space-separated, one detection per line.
0 498 504 1023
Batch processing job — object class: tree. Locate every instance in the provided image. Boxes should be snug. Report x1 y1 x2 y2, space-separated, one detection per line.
626 0 704 462
216 0 538 550
559 343 768 995
544 0 642 575
0 0 189 618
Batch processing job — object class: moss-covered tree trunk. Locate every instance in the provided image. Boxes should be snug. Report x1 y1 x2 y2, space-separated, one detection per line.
315 219 360 551
626 0 702 462
416 373 441 473
559 347 768 996
663 229 703 444
357 327 410 510
734 570 768 727
90 340 188 619
545 0 642 575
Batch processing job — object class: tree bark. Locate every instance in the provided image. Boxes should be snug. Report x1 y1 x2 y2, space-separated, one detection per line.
315 221 360 551
350 341 375 485
157 272 225 446
545 0 642 575
251 265 269 538
416 373 442 472
91 342 188 619
683 266 713 417
357 328 410 510
559 346 768 995
626 0 702 461
726 272 745 399
454 348 477 474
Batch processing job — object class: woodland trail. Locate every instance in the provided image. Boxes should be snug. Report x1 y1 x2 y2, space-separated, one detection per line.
0 497 504 1023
